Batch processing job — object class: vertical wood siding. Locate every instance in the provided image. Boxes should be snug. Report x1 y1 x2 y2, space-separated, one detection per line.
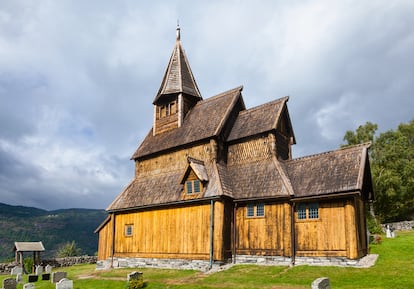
295 199 363 259
112 204 215 260
97 216 113 260
235 202 291 256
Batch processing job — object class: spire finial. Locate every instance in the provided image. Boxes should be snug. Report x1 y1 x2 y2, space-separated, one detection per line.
176 20 181 41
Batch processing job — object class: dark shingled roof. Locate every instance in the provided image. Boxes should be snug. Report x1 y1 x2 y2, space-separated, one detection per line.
227 96 289 142
107 161 232 211
285 143 371 198
107 171 183 210
153 36 201 103
227 158 291 200
132 86 243 159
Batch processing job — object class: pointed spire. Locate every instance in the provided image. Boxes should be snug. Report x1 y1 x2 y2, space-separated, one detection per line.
153 26 202 104
176 21 181 41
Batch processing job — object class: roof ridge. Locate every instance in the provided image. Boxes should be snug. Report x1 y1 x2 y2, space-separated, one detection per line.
204 86 243 102
237 96 288 115
289 142 371 163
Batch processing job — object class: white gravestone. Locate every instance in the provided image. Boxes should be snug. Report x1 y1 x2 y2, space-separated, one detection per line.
35 265 43 275
45 265 53 273
10 266 23 275
55 278 73 289
386 225 392 238
23 283 35 289
16 273 23 283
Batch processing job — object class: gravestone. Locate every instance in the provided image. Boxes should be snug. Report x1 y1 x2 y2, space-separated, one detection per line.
311 277 331 289
16 273 23 283
10 266 23 275
42 273 51 280
45 265 53 273
2 278 17 289
28 275 38 282
51 272 67 283
55 278 73 289
35 265 43 275
127 271 144 288
23 283 35 289
386 225 392 238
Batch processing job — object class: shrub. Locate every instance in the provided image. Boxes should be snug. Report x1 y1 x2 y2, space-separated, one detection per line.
56 241 82 257
24 256 33 274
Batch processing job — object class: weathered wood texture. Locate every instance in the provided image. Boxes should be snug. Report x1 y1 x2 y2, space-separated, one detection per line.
104 202 225 260
97 216 113 261
228 135 272 165
235 203 291 256
135 143 212 177
295 197 366 259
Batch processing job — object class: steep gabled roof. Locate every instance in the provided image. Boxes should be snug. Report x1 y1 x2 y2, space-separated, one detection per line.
132 86 243 159
153 27 201 104
285 143 373 199
227 96 295 143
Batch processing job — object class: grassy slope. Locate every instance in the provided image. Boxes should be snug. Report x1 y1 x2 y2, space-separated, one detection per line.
1 231 413 289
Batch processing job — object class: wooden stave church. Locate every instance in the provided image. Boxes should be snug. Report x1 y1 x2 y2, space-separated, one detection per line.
96 27 374 266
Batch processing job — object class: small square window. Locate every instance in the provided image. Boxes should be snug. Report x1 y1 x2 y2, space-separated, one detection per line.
125 224 133 237
247 204 255 217
256 204 265 216
309 203 319 219
297 203 307 220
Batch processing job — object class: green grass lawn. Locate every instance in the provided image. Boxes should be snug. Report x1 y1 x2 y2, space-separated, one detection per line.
1 231 413 288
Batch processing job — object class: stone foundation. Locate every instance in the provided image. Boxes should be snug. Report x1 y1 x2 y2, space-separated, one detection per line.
96 257 223 272
97 254 378 272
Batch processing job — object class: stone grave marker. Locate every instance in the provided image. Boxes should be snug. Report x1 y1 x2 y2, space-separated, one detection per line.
42 273 51 280
51 272 67 283
35 265 43 275
311 277 331 289
10 266 23 275
127 271 144 288
16 273 23 283
55 278 73 289
28 275 38 282
45 265 53 273
23 283 35 289
2 277 17 289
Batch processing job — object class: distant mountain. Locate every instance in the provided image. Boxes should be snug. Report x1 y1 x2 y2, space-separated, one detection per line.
0 203 107 262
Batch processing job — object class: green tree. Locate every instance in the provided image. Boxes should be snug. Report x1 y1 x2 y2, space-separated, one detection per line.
342 120 414 222
342 122 378 147
56 241 82 257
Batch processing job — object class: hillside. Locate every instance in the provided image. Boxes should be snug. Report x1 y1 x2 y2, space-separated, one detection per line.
0 203 107 262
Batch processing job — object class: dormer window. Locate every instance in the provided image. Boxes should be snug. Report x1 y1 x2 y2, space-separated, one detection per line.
185 180 202 194
180 157 209 198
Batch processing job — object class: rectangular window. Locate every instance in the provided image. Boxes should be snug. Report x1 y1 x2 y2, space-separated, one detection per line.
186 181 193 194
246 203 265 217
297 203 307 220
125 224 133 237
256 203 265 216
309 203 319 219
193 180 201 193
247 204 255 217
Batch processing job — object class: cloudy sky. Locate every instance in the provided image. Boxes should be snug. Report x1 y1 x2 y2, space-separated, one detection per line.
1 1 413 210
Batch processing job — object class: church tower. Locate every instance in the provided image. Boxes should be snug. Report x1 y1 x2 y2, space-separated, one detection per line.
153 26 202 136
